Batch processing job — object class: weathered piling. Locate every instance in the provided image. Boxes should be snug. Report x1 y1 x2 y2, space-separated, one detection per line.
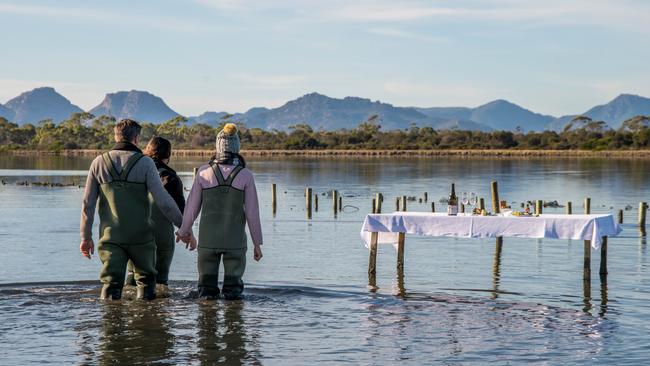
431 202 435 212
424 192 428 202
314 194 318 212
491 182 500 214
639 202 647 229
397 232 405 272
368 232 378 287
600 236 608 276
395 197 400 211
372 198 377 214
271 183 277 215
479 198 485 211
375 193 382 214
566 201 572 215
333 190 338 215
584 197 591 281
306 187 312 219
401 195 407 211
535 200 543 215
339 196 343 212
618 209 623 224
193 167 198 177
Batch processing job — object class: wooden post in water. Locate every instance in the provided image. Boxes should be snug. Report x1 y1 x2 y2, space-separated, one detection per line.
372 198 376 214
332 190 338 215
566 202 572 215
193 167 198 177
339 196 343 212
535 200 543 215
599 236 608 276
368 232 378 288
431 202 435 212
397 232 405 272
271 183 277 215
395 197 400 212
618 209 623 224
491 182 500 214
306 187 312 219
424 192 428 202
639 202 647 229
479 198 485 211
375 193 382 214
401 195 407 211
314 194 318 212
584 197 591 281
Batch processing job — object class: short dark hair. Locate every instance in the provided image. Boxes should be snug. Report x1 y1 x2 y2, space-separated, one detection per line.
144 136 172 160
114 119 142 142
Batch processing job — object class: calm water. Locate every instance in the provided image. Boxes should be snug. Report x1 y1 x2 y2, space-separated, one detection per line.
0 155 649 365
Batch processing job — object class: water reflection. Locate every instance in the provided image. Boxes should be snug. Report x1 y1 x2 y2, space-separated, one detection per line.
492 238 503 300
98 301 174 365
195 301 259 365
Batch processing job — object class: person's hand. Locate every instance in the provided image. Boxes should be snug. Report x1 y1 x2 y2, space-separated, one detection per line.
187 234 197 251
253 244 263 262
80 239 94 259
176 231 191 244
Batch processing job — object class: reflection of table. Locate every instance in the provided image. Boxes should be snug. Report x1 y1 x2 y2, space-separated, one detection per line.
360 212 622 289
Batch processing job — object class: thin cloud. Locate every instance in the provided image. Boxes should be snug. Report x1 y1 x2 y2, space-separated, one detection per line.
227 73 308 89
0 2 230 33
367 27 449 43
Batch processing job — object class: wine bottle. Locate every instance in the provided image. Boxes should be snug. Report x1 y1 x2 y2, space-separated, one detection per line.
447 183 458 216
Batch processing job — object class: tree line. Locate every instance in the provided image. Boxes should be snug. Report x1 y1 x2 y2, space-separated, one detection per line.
1 112 649 152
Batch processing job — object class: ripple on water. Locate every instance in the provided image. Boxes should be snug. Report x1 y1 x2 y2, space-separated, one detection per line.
0 281 636 365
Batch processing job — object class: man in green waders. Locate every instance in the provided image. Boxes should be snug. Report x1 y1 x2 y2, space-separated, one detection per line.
80 119 183 300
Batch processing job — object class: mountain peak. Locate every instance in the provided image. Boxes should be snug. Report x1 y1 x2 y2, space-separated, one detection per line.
89 90 179 123
583 93 650 128
5 87 83 124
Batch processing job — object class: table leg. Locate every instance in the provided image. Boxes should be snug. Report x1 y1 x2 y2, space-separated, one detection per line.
599 236 608 276
368 232 378 287
583 240 591 281
397 232 405 272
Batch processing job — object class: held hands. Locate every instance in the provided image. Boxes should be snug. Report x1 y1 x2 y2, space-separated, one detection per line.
176 231 197 251
80 239 94 259
253 244 263 262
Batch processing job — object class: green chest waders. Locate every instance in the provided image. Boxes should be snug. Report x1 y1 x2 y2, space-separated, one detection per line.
197 163 247 299
126 167 176 287
97 152 157 300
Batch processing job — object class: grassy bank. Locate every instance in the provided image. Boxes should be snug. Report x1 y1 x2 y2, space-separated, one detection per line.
7 149 650 158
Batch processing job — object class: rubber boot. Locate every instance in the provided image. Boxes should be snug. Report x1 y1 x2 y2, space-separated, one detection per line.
101 286 123 300
198 286 220 300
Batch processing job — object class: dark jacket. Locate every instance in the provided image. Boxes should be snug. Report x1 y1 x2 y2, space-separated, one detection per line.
154 159 185 214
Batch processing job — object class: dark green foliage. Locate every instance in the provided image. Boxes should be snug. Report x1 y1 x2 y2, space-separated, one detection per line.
1 114 650 151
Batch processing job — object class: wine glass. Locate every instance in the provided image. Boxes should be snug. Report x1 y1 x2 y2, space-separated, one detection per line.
461 192 469 214
469 192 477 214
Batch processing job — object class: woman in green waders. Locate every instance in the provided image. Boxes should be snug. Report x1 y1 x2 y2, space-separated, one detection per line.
177 123 263 300
126 137 185 294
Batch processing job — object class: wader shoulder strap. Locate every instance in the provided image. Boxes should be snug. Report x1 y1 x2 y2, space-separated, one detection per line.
102 153 121 181
120 152 145 181
209 162 227 186
224 165 244 186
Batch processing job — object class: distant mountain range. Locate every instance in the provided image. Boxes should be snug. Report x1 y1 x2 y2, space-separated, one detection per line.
2 87 650 132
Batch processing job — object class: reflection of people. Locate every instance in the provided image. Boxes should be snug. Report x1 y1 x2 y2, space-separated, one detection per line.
197 302 252 365
98 302 174 365
126 137 186 292
79 119 183 300
177 123 263 300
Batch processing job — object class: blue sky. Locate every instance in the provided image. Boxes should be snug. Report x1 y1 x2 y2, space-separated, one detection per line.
1 0 649 116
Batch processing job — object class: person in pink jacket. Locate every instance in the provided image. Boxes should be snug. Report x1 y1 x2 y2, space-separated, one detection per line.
177 123 263 300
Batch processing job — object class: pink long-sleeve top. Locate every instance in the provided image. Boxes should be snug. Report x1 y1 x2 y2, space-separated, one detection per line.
178 163 263 246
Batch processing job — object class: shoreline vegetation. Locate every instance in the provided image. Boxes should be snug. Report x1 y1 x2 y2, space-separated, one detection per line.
2 113 650 158
8 148 650 158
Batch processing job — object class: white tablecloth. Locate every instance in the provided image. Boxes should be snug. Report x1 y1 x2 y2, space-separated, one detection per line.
361 212 622 249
